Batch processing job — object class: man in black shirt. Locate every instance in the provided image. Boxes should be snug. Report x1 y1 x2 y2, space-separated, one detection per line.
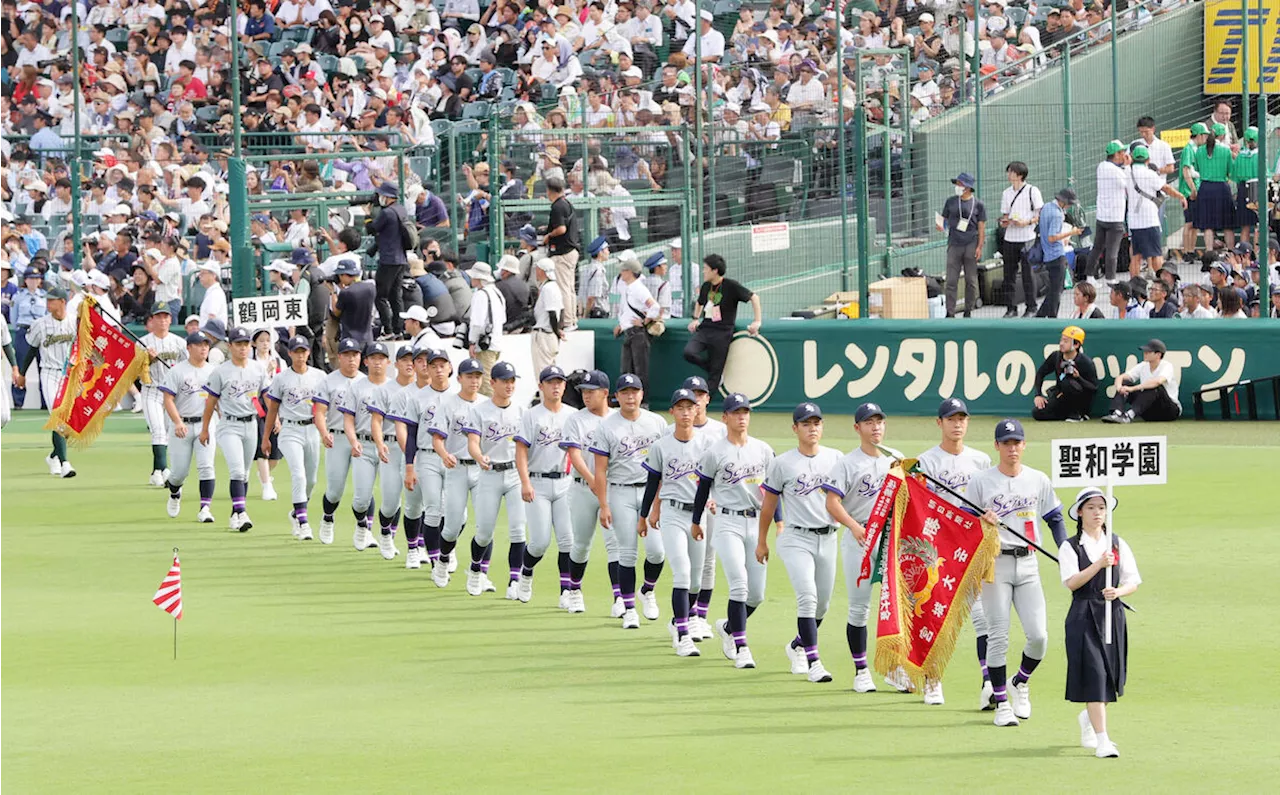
246 58 285 106
682 254 762 394
1148 280 1177 318
1030 325 1098 422
544 176 581 329
370 182 410 338
331 259 377 346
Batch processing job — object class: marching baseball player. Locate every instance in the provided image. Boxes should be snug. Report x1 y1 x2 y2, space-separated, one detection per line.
251 329 283 502
463 361 527 598
820 402 907 694
684 375 726 641
965 418 1067 727
431 358 493 590
757 402 844 683
199 326 270 531
261 337 325 539
591 374 669 629
366 346 416 559
561 370 620 616
20 286 78 477
397 348 456 576
915 397 994 708
341 342 398 559
313 338 367 546
139 306 186 486
639 388 714 657
514 365 575 606
692 392 775 669
160 331 217 522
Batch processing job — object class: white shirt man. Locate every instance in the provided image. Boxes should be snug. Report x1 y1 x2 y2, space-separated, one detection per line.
1000 181 1043 245
467 268 507 353
682 14 726 61
196 263 229 327
1094 157 1131 224
1131 134 1175 175
1122 355 1180 408
1126 163 1166 233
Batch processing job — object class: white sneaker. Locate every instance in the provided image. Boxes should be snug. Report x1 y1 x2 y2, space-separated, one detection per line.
406 547 421 569
666 620 682 650
558 591 570 610
885 666 915 693
621 608 640 629
691 616 713 641
1095 740 1120 758
466 571 483 596
568 590 586 614
480 574 497 593
431 559 450 587
166 494 182 518
60 461 76 478
353 525 368 550
853 668 877 693
675 635 700 657
639 591 659 621
505 580 520 600
162 468 170 484
447 551 458 573
993 701 1020 727
1078 710 1098 749
785 643 808 676
1011 681 1032 720
980 680 996 711
319 519 334 545
517 573 533 603
807 660 833 683
149 470 165 487
378 533 398 560
290 515 302 539
229 512 243 531
46 455 62 476
237 512 253 532
261 480 278 501
297 522 313 541
734 646 756 669
611 596 626 618
714 618 736 661
197 505 214 523
924 680 945 705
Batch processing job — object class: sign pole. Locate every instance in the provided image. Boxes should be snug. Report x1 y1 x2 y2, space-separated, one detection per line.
1104 476 1114 645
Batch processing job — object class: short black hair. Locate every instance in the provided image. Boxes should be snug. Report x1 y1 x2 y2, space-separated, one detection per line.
337 227 362 251
704 253 727 276
1136 115 1156 129
1005 161 1028 179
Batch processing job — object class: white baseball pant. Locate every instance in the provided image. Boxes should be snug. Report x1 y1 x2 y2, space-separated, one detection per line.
378 441 404 516
278 422 321 503
351 440 381 515
609 483 665 568
526 476 572 558
712 513 767 607
215 416 257 481
404 454 446 524
568 480 618 563
474 467 526 547
323 434 354 505
657 504 705 590
980 554 1048 668
142 385 168 445
777 528 838 620
698 514 717 591
842 530 876 627
168 424 217 486
39 369 64 412
440 463 480 543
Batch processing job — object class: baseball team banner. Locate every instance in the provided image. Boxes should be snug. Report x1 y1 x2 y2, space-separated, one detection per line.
230 294 309 330
46 298 151 447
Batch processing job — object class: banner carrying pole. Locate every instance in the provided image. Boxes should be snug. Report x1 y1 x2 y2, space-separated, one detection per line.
1104 477 1114 645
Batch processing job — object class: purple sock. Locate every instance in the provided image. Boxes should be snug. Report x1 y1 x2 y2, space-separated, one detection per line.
640 560 663 593
989 665 1008 702
424 520 442 562
230 479 247 513
507 542 525 583
199 479 215 507
470 539 485 573
480 542 494 573
805 645 820 663
608 561 621 598
558 552 571 592
520 549 540 579
674 616 689 638
568 558 587 589
1011 653 1042 687
847 624 868 670
978 635 990 682
733 630 748 649
619 565 637 609
293 502 308 523
695 588 713 618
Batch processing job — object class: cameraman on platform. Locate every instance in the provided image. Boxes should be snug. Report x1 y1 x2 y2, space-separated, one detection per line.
1031 325 1099 422
368 182 412 339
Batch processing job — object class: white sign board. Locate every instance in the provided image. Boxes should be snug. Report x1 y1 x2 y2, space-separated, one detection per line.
230 294 309 330
750 222 790 253
1050 435 1168 487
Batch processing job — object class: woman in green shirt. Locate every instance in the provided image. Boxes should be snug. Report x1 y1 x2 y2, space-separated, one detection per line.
1179 123 1208 258
1192 122 1236 251
1231 126 1260 247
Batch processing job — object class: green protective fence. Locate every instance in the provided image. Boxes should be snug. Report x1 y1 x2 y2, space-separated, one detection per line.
581 319 1280 418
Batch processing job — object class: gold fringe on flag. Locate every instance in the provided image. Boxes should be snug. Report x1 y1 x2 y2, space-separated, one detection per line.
873 467 916 678
913 515 1000 687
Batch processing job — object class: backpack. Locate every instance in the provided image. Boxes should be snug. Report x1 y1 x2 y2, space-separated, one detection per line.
397 207 419 252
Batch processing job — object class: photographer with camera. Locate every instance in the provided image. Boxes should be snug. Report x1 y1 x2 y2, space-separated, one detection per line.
330 259 377 348
368 182 413 340
1031 326 1099 423
465 262 507 397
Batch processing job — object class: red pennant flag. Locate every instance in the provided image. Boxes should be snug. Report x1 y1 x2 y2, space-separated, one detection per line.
153 554 183 620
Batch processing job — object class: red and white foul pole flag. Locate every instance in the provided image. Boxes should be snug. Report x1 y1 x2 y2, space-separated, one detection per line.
153 553 183 620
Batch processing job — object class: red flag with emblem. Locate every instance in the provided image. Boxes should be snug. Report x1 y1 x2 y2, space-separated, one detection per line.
153 553 183 620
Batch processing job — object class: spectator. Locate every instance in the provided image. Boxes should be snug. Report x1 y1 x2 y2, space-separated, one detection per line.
683 253 760 394
530 260 565 378
1101 339 1181 424
369 183 411 339
579 236 612 320
1031 326 1098 422
544 176 581 330
495 256 532 332
1132 116 1176 176
10 268 47 407
1126 145 1187 278
144 245 183 319
1086 141 1131 282
1179 284 1215 319
998 161 1043 317
409 262 459 340
1036 187 1079 318
614 253 661 397
195 262 228 327
1147 280 1177 318
330 259 377 346
939 172 986 318
401 305 443 351
1107 281 1148 320
1193 123 1237 254
465 262 506 397
1219 286 1248 319
408 184 450 228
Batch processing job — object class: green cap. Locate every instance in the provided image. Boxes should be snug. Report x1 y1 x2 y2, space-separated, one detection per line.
46 286 68 300
1190 122 1209 136
1245 126 1259 142
1105 139 1125 156
1131 144 1149 162
1212 122 1228 138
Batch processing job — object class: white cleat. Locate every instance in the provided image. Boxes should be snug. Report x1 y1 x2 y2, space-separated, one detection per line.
229 512 243 531
1011 682 1032 720
46 455 62 476
236 512 253 532
161 468 170 484
480 574 497 593
297 522 313 541
691 616 714 641
149 470 165 487
290 515 302 539
166 494 182 519
431 559 450 588
517 574 533 603
466 571 484 596
621 608 640 629
807 660 833 683
1095 740 1120 759
60 461 76 478
197 505 214 523
1078 710 1098 749
447 551 458 573
714 619 736 661
853 668 877 693
885 666 915 693
980 680 996 711
504 580 520 601
640 590 659 621
785 643 808 676
610 596 626 618
378 533 398 560
666 620 682 650
675 635 701 657
734 646 756 669
318 519 334 545
261 480 278 501
406 547 421 569
924 680 945 705
993 701 1020 727
567 590 586 614
558 591 570 611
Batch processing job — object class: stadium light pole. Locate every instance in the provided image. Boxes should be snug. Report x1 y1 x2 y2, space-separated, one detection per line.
835 18 850 294
228 0 253 297
70 5 82 268
1109 1 1118 140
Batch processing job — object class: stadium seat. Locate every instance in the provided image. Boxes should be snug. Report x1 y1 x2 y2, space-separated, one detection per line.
462 101 492 120
430 119 453 140
106 28 130 49
1006 7 1027 26
268 40 289 58
316 53 340 76
281 27 313 44
623 178 653 194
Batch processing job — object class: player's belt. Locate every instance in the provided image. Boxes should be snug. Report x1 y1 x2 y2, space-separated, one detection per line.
1000 546 1033 557
357 433 397 442
225 415 254 422
459 458 478 466
720 507 758 517
181 416 203 424
795 526 835 535
665 499 695 512
489 461 516 471
531 472 564 479
610 481 646 488
573 476 591 487
283 418 312 426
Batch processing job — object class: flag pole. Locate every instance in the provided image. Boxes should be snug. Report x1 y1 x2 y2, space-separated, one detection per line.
173 547 179 660
1104 478 1114 645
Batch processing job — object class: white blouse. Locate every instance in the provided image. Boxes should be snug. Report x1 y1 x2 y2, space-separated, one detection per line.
1059 532 1141 589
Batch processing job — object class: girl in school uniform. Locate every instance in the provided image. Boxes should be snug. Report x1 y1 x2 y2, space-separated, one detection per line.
1192 123 1237 253
1060 487 1142 759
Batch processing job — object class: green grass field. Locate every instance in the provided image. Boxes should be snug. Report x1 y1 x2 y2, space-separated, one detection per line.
3 411 1279 792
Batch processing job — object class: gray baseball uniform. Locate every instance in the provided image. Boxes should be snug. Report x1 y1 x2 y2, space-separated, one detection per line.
204 359 269 481
25 311 76 410
431 391 482 544
822 445 904 629
160 359 217 487
265 366 325 504
764 446 843 620
645 430 714 590
464 398 526 550
140 331 187 445
340 376 390 516
515 402 572 559
561 406 618 565
367 378 413 518
692 418 728 594
697 435 774 607
314 369 365 507
590 409 669 568
393 383 454 526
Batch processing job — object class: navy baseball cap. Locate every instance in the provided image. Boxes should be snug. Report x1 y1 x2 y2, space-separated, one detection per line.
938 398 968 418
338 337 362 354
227 326 252 344
587 235 609 257
681 375 710 393
539 365 567 382
577 369 610 390
411 345 432 360
287 336 311 351
670 388 698 407
854 402 885 423
994 418 1025 442
793 402 823 422
427 348 451 363
616 373 643 391
150 304 172 316
491 361 518 381
185 331 210 346
334 259 360 277
644 252 666 271
365 341 390 358
457 357 483 374
723 393 752 412
202 318 226 341
395 344 414 359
